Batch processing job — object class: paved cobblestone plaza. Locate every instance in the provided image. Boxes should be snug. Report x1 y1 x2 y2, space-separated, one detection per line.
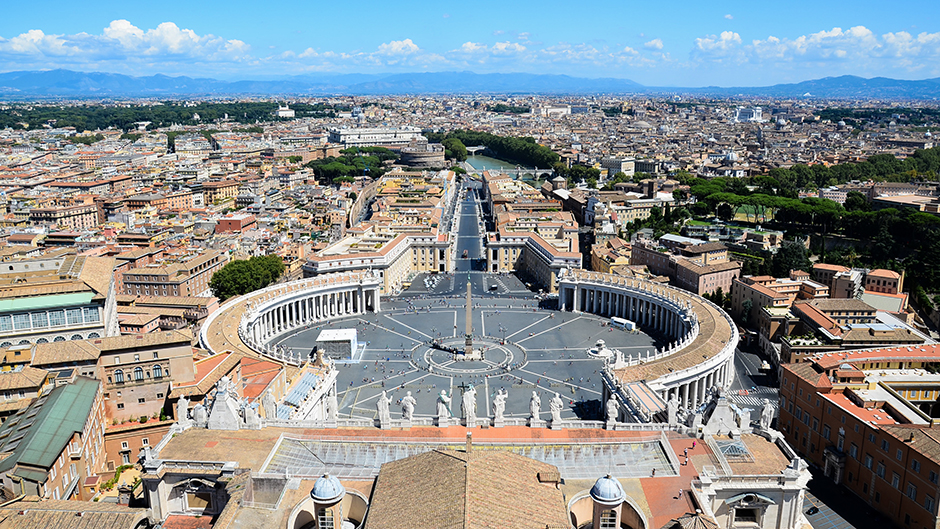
276 293 661 422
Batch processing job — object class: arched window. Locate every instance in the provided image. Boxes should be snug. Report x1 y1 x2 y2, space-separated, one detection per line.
134 367 144 381
71 335 83 341
114 370 124 383
153 365 163 379
36 338 48 344
88 332 101 339
317 508 334 529
599 510 617 529
53 336 66 342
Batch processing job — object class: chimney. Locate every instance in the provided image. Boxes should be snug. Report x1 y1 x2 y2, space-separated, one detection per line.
466 431 472 456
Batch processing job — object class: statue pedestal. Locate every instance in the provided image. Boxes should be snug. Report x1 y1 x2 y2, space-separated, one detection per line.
550 419 566 430
529 418 545 428
493 418 505 428
605 420 618 430
437 417 450 428
379 419 391 430
400 419 412 429
323 420 337 429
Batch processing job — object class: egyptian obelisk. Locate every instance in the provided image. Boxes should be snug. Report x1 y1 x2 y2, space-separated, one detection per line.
465 281 474 355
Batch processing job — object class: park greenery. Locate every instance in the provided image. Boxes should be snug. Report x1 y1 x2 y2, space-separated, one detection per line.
0 102 348 131
655 147 940 294
425 130 559 168
304 147 398 184
442 138 468 162
209 255 285 301
487 103 531 114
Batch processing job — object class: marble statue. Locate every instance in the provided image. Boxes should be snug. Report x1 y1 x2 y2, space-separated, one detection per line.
262 391 277 420
437 390 452 420
192 403 208 428
606 395 619 424
376 390 392 426
462 385 477 426
550 392 564 423
760 399 774 430
529 391 541 420
401 391 417 421
667 393 679 426
492 389 507 422
176 396 191 426
326 392 338 422
244 404 260 428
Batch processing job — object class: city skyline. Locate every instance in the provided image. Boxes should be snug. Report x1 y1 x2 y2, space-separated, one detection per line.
0 0 938 87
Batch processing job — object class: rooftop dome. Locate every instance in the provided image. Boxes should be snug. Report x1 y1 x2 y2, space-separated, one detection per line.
634 121 652 129
311 473 345 503
590 475 626 505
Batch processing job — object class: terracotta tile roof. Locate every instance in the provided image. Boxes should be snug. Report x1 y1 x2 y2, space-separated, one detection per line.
170 350 244 398
364 448 569 529
0 498 151 529
0 366 48 391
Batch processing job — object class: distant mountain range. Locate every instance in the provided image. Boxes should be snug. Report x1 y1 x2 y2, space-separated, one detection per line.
0 69 938 99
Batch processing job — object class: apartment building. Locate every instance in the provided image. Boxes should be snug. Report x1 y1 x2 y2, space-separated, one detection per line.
28 204 97 231
0 377 106 501
123 250 227 297
631 238 742 296
0 254 119 346
731 272 830 327
780 347 940 529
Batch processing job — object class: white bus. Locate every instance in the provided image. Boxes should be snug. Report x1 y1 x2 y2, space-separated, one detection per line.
610 317 636 331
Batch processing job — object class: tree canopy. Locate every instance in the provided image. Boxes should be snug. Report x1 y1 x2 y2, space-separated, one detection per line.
209 255 285 301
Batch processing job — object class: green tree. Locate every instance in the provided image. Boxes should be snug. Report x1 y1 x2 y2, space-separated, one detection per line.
741 298 754 326
210 255 285 301
771 241 812 278
442 138 468 162
844 191 869 212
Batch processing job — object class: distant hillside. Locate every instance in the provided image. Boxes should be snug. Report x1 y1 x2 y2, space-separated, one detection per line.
0 70 938 99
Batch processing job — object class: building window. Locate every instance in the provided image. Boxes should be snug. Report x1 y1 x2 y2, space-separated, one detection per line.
912 459 921 473
823 425 830 440
134 367 144 381
114 370 124 383
121 441 128 449
850 444 858 459
317 508 334 529
864 455 873 469
142 438 149 446
734 508 759 524
599 510 618 529
882 439 890 452
153 365 163 379
930 471 938 484
877 463 886 478
117 403 124 409
122 453 130 465
897 449 904 461
926 495 935 512
892 473 901 488
138 398 145 404
908 483 918 500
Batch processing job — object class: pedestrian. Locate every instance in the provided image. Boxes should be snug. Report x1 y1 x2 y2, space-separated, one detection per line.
651 468 656 477
678 489 683 499
684 448 688 457
684 456 689 466
692 440 697 449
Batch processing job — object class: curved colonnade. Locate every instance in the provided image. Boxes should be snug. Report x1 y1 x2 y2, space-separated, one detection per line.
557 269 739 413
199 271 383 364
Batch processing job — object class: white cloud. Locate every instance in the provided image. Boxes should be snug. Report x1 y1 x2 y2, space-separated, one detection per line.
688 25 940 81
376 38 419 56
0 19 250 69
644 38 663 50
724 14 734 20
491 41 526 54
695 31 742 52
517 32 531 41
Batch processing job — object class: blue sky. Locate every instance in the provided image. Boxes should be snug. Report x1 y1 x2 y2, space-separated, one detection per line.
0 0 938 86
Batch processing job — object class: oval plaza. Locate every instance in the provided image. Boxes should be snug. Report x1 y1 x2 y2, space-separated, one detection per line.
135 264 811 529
